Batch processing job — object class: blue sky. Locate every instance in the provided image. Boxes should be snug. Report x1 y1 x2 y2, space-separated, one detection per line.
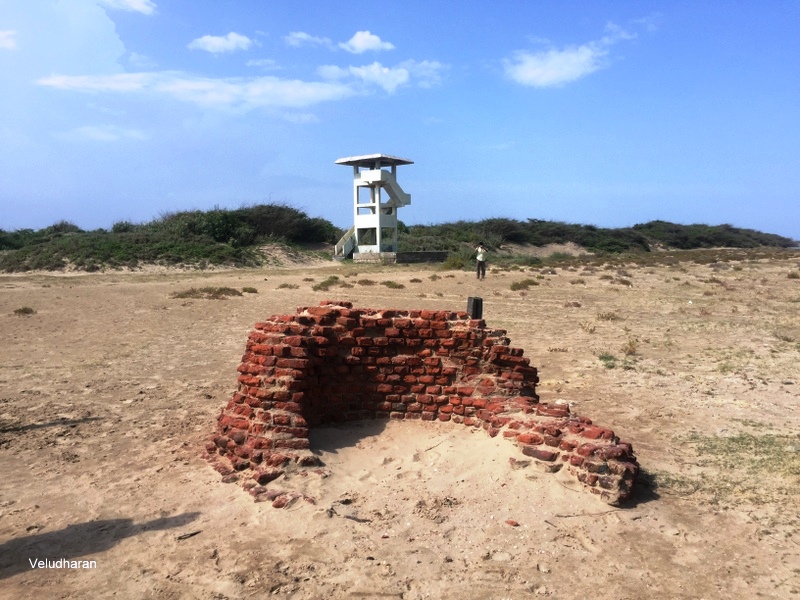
2 1 799 240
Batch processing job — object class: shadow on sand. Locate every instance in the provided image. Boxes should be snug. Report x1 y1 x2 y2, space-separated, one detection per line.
309 418 391 461
0 416 103 435
0 512 200 580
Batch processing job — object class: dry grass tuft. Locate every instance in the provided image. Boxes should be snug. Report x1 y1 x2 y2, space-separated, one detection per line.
597 311 624 322
510 279 539 291
170 287 243 300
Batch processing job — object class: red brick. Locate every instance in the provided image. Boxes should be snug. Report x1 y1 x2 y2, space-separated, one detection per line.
276 358 309 369
581 426 607 440
274 438 310 449
536 404 570 418
252 468 283 485
517 432 544 445
600 445 630 460
576 443 599 457
272 414 291 426
559 439 579 452
521 446 558 461
214 304 639 506
307 306 338 317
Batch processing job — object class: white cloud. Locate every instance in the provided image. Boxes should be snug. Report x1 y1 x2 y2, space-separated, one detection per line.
246 58 280 70
284 32 332 49
399 59 447 88
339 31 394 54
504 44 608 87
348 62 408 92
316 65 348 80
504 23 634 88
37 72 355 110
127 51 157 69
319 62 408 93
188 32 254 54
64 125 148 142
632 14 661 34
319 59 446 93
97 0 156 15
601 22 636 44
39 73 151 92
0 30 17 50
280 112 320 124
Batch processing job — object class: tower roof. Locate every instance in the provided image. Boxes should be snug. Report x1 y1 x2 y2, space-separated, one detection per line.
335 153 413 168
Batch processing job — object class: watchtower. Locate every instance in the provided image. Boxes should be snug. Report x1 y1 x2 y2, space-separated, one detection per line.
333 153 413 259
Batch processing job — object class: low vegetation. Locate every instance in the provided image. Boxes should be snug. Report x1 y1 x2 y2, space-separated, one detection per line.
1 207 795 272
170 287 243 300
398 217 796 256
654 432 800 507
0 204 339 272
509 279 540 291
597 311 624 322
597 351 617 368
312 275 341 291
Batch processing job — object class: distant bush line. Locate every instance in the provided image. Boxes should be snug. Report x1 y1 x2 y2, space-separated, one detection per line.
397 218 797 255
0 204 340 272
0 206 796 272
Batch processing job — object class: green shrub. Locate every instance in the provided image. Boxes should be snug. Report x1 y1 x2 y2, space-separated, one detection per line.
0 203 338 272
632 220 796 249
111 221 138 233
312 276 340 291
598 352 617 368
597 311 624 321
170 287 243 300
509 279 539 291
2 210 795 273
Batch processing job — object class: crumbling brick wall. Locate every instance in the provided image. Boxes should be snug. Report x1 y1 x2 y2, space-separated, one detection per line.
206 301 638 505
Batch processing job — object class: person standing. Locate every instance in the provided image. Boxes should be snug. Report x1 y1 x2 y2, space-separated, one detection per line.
475 242 487 280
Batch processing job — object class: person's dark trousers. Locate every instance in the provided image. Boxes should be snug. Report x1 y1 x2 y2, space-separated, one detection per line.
477 260 486 279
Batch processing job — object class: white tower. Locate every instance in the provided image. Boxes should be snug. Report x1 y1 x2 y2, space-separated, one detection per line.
334 153 413 258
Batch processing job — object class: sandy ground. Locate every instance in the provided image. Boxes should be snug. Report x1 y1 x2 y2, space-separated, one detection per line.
1 252 799 599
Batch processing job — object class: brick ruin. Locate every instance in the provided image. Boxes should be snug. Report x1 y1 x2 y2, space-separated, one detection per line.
206 301 639 506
